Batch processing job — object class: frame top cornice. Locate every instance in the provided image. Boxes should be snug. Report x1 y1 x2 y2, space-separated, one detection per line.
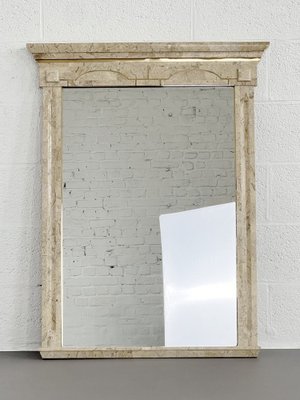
27 42 269 61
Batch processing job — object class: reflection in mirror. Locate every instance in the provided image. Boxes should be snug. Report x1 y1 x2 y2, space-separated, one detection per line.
62 87 236 347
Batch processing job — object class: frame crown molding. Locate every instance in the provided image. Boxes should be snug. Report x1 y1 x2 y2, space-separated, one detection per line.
27 41 269 61
28 42 269 89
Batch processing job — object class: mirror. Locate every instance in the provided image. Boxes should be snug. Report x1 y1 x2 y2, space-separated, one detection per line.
62 87 236 348
28 41 268 358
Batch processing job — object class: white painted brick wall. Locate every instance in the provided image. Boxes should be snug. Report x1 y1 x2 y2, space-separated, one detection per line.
62 87 235 346
0 0 299 349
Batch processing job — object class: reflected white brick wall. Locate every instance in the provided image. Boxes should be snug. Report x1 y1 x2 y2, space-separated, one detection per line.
62 87 235 346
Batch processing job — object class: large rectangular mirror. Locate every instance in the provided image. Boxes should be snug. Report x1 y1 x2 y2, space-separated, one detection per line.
28 41 269 358
62 87 236 348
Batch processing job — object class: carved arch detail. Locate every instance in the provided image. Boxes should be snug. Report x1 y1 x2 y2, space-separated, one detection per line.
74 69 135 86
162 68 227 85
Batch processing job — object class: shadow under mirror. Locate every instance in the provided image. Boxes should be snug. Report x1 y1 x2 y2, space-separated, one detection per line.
62 87 236 348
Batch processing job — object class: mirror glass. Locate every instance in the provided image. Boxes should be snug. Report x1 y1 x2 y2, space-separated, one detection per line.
62 87 236 348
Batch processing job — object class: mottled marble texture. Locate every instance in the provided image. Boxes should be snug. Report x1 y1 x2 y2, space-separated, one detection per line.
27 42 268 358
27 42 269 60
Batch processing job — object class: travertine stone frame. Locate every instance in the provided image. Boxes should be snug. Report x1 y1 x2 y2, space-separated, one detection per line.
28 42 269 359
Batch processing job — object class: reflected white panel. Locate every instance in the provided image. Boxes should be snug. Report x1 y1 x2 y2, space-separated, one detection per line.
160 202 237 347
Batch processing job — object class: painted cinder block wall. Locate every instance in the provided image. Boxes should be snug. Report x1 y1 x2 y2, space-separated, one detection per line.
0 0 299 350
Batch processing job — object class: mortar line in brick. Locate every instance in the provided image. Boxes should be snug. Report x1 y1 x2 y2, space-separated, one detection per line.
259 281 300 286
256 161 300 166
0 161 41 166
257 222 300 226
39 0 44 40
266 283 271 342
266 164 271 222
262 282 300 286
256 100 300 104
266 49 270 101
190 0 195 40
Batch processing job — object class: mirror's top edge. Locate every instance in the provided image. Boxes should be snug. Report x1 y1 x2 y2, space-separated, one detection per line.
26 41 269 61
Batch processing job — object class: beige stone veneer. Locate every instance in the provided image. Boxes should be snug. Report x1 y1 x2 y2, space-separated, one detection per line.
27 42 269 359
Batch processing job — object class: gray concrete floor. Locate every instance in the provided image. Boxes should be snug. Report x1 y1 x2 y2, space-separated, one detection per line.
0 351 299 400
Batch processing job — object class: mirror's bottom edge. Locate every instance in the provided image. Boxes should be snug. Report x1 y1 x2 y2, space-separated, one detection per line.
40 347 260 359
